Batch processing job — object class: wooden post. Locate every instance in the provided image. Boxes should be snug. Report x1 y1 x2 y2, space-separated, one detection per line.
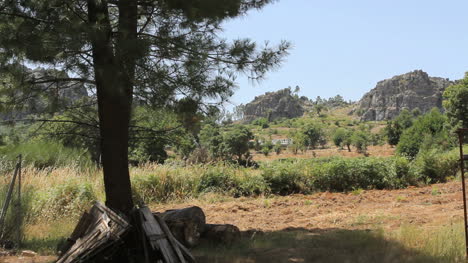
0 156 20 240
16 154 22 248
456 128 468 260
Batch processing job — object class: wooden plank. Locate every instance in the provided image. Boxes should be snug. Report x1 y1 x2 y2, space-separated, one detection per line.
70 212 93 241
154 214 188 263
59 211 93 255
139 206 179 263
170 236 196 263
56 202 130 263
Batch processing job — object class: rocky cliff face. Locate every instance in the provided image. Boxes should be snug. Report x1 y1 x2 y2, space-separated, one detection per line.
357 70 455 121
242 88 307 122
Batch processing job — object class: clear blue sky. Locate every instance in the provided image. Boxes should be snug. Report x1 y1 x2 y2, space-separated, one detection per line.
220 0 468 109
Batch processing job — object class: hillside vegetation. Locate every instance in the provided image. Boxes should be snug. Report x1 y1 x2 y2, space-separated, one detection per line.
0 71 467 261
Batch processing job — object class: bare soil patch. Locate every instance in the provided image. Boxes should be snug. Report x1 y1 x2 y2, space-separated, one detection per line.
152 181 462 232
2 181 463 262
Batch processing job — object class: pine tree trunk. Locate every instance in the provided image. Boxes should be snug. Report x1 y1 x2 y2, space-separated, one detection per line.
87 0 137 215
98 91 134 214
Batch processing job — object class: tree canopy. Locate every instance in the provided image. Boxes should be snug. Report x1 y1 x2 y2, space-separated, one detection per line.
443 72 468 129
0 0 290 213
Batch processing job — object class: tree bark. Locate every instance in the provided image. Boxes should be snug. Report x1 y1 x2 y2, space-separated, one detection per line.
87 0 137 215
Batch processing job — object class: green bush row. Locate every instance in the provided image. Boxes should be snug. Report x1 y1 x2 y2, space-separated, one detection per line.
132 150 460 202
0 141 92 170
5 150 459 224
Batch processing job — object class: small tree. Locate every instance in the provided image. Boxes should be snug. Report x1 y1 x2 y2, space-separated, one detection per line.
274 141 282 155
199 124 223 159
289 131 307 154
351 130 369 154
261 141 273 156
314 104 325 116
385 109 414 146
443 73 468 129
302 122 326 149
332 128 349 149
397 108 451 158
344 134 352 152
221 125 253 162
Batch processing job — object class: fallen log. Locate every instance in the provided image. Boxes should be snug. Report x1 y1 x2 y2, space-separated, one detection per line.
202 224 240 245
155 206 205 248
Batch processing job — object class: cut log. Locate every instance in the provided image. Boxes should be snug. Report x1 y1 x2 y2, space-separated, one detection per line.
202 224 240 245
155 206 206 248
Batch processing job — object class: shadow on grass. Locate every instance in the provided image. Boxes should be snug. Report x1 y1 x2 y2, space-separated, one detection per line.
193 228 456 263
21 237 66 255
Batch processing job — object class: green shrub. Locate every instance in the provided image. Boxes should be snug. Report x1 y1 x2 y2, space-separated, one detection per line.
198 167 239 194
409 150 459 183
261 161 313 195
35 180 96 220
236 173 269 196
351 131 369 153
132 170 199 203
397 108 451 158
0 184 35 242
0 141 92 169
313 157 403 191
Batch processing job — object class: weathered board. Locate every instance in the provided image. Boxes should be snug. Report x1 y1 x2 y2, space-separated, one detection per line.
56 202 130 263
154 214 195 263
139 206 186 263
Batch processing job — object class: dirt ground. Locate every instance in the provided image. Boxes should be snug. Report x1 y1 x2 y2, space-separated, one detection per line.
0 255 56 263
152 181 463 232
1 180 464 262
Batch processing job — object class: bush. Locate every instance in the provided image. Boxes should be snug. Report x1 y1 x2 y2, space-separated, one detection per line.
0 184 35 242
273 142 282 155
397 108 451 159
0 141 92 169
351 131 369 153
252 118 269 129
261 161 313 195
236 173 269 196
198 167 239 194
36 180 97 220
409 149 459 183
132 169 199 203
332 128 351 149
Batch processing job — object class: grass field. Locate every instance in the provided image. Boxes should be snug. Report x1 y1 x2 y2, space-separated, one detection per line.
0 143 464 262
7 181 467 262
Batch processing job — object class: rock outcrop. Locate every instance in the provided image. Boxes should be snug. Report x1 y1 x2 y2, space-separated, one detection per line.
242 88 307 122
357 70 455 121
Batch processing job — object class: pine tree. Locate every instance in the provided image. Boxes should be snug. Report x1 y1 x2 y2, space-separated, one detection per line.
0 0 290 214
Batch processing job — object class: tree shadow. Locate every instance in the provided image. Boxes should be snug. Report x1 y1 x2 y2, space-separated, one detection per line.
193 227 455 263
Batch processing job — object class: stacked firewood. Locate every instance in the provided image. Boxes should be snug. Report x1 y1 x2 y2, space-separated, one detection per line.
56 203 240 263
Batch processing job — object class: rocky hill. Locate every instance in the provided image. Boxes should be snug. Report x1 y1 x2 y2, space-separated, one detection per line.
242 88 309 122
357 70 455 121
